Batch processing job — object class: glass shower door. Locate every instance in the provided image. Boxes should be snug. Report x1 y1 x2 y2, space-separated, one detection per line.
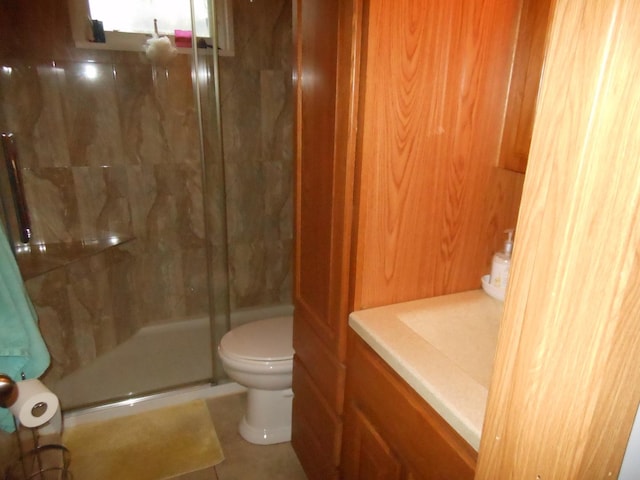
0 0 229 410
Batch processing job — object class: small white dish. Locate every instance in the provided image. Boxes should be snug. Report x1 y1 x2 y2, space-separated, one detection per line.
481 274 505 302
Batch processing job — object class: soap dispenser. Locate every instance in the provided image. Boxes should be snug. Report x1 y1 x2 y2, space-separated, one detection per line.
490 229 514 290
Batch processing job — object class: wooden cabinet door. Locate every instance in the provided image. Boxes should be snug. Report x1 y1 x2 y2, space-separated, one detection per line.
344 331 477 480
293 0 359 357
342 405 403 480
292 0 363 477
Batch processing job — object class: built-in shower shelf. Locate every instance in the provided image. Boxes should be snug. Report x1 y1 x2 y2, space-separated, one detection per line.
15 235 135 280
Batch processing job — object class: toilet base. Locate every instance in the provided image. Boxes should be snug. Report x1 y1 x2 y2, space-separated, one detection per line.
238 387 293 445
239 416 292 445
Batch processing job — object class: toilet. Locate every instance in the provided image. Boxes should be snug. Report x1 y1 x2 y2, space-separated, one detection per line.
217 315 294 445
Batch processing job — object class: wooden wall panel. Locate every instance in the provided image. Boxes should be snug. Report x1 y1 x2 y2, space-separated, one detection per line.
353 0 524 308
477 0 640 477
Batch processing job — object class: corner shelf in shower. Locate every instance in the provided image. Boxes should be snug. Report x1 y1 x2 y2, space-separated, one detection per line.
15 235 135 280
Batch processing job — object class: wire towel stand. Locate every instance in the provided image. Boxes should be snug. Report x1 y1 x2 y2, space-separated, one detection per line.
1 375 72 480
4 423 72 480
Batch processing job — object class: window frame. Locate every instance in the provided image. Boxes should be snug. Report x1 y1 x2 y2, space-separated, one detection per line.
67 0 235 56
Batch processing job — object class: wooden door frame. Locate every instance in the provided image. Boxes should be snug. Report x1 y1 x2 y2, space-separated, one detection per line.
477 0 640 477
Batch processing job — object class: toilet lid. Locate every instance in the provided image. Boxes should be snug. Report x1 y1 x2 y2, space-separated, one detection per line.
220 316 294 362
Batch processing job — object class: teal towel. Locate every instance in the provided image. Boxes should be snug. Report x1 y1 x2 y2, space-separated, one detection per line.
0 224 50 432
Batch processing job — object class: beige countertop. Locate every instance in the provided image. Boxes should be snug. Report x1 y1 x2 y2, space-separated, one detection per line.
348 289 503 451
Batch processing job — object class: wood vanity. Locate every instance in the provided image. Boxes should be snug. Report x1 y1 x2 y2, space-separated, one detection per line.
292 0 527 477
292 0 640 478
343 290 501 478
343 333 475 479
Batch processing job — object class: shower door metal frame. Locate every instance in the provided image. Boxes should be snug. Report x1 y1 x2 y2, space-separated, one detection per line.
190 0 232 382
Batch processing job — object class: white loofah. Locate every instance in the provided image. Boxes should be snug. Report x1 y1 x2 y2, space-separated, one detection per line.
144 19 177 66
145 34 177 65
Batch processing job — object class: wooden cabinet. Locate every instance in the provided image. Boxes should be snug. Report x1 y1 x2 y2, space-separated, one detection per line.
342 331 477 479
292 0 525 477
342 407 404 480
295 0 640 477
291 0 360 477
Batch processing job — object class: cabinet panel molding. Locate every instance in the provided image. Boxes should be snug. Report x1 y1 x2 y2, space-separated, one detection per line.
293 314 346 414
294 0 339 332
292 358 342 466
342 406 403 480
291 400 339 480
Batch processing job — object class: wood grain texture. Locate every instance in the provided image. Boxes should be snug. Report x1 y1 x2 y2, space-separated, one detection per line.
291 358 343 467
499 0 553 173
292 313 346 414
0 0 72 61
291 365 342 480
342 407 403 480
342 331 477 479
294 0 362 356
477 0 640 477
292 0 362 476
353 0 524 308
294 0 339 328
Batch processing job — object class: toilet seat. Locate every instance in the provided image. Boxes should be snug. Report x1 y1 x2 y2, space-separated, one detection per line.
220 316 293 362
218 347 293 375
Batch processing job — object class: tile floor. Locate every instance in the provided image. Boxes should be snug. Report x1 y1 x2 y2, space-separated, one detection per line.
173 392 307 480
0 391 306 479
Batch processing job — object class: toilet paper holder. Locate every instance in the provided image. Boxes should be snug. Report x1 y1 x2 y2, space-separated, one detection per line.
0 375 18 409
0 374 71 480
1 376 49 420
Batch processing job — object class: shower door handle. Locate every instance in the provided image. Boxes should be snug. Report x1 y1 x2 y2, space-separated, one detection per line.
1 133 31 243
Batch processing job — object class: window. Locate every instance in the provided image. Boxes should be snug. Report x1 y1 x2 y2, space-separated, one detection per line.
89 0 210 37
67 0 234 56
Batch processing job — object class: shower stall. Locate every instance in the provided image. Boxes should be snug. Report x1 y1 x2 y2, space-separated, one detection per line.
0 0 292 412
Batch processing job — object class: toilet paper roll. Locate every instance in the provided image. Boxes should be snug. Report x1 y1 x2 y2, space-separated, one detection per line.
9 379 59 428
38 404 63 435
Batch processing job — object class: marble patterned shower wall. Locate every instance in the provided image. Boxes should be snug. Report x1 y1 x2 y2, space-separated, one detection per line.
220 0 293 309
0 0 292 385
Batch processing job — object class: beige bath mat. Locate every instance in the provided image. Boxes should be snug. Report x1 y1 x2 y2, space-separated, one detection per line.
62 399 224 479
